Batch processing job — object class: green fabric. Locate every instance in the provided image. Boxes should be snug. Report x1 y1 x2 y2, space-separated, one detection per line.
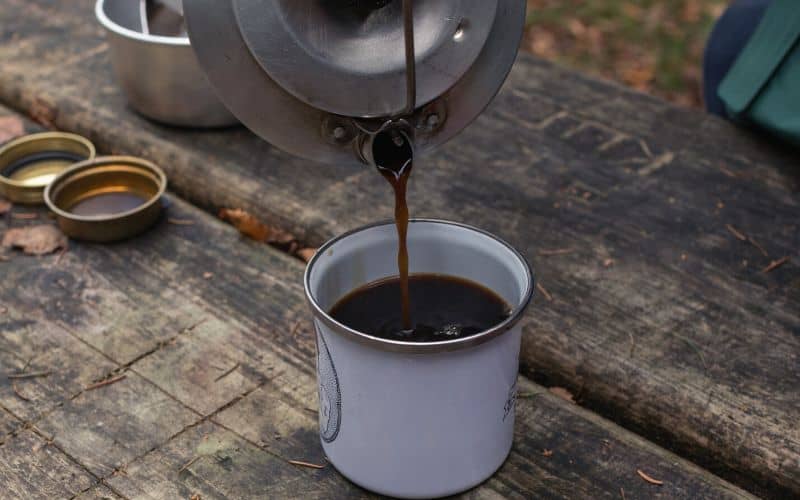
718 0 800 145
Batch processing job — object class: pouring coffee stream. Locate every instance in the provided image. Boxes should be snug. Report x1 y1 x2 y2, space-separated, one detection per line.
372 128 415 331
375 0 416 332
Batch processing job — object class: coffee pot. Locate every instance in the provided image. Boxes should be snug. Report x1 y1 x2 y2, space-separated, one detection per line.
183 0 525 167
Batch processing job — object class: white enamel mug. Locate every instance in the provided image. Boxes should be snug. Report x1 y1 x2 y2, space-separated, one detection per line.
304 219 534 499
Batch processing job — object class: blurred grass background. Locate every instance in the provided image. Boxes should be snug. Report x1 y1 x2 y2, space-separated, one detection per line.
523 0 727 108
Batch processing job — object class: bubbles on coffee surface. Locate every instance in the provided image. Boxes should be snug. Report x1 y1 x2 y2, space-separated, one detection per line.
329 274 512 343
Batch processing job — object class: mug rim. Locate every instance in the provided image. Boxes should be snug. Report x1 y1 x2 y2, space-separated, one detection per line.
304 219 535 354
95 0 191 46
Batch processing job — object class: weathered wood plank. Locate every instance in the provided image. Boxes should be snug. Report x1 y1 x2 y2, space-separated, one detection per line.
0 429 96 499
74 485 123 500
105 421 363 500
35 370 198 478
0 305 118 428
0 407 20 437
0 1 797 496
1 186 751 497
214 365 751 499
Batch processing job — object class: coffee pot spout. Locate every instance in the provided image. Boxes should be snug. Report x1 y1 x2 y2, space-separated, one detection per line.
371 129 414 178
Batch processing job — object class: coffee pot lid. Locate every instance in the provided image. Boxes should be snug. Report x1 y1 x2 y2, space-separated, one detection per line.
184 0 525 166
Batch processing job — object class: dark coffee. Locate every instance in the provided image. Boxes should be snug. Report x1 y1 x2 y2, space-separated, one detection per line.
330 274 511 342
69 192 147 216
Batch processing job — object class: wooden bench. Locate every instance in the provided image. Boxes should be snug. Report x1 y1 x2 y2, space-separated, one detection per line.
0 106 753 499
1 1 797 498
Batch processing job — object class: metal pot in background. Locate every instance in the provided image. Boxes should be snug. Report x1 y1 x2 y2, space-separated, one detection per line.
96 0 238 128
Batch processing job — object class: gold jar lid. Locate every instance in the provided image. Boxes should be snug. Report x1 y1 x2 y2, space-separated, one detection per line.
0 132 96 204
44 156 167 242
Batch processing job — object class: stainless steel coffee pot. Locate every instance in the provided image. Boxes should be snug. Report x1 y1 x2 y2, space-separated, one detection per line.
183 1 525 166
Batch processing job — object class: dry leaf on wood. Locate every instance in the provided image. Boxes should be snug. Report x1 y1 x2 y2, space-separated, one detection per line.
219 208 270 241
219 208 296 245
296 248 317 262
548 386 575 403
2 225 67 255
0 198 11 215
0 116 24 144
30 98 57 128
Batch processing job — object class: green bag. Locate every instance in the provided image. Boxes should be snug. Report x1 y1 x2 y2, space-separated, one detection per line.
718 0 800 146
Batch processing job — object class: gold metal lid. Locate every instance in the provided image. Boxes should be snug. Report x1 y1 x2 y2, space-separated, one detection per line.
44 156 167 242
0 132 96 204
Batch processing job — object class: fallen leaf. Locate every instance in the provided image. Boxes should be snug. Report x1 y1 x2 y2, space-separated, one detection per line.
603 258 614 268
542 449 553 457
203 272 213 280
0 116 24 144
219 208 295 245
219 208 270 241
296 248 316 262
30 98 57 128
2 225 67 255
0 198 11 215
637 469 664 485
190 494 202 500
548 386 575 403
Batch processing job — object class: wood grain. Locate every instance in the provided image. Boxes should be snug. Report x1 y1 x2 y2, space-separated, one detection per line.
0 429 96 499
0 0 797 496
1 187 750 498
74 485 123 500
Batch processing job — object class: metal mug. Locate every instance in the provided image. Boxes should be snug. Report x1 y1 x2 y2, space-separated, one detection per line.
96 0 238 128
304 219 534 499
